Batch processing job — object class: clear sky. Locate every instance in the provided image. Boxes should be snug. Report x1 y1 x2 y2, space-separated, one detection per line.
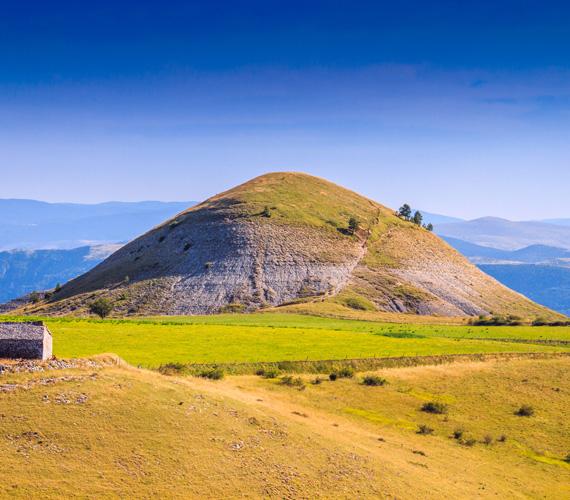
0 1 568 219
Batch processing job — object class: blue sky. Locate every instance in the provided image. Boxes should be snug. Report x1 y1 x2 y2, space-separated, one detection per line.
0 1 569 219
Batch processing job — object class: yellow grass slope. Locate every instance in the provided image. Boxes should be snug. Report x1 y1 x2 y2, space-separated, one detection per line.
1 356 568 498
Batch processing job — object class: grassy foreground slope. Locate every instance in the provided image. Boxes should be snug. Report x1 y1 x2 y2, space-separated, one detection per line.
1 357 568 498
2 314 569 368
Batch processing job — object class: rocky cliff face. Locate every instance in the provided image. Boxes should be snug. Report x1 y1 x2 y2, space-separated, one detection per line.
22 172 561 319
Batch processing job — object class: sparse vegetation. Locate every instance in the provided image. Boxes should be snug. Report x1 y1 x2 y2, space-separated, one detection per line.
515 404 535 417
362 375 387 386
470 314 524 326
198 368 224 380
347 216 360 235
452 428 464 440
462 438 477 447
337 367 354 378
397 204 412 221
417 424 434 435
412 210 423 226
261 205 271 217
261 369 281 379
89 298 113 318
482 434 493 445
280 375 305 389
329 373 338 381
421 401 448 414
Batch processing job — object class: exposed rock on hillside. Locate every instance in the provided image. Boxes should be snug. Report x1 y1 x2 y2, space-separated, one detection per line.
19 172 561 319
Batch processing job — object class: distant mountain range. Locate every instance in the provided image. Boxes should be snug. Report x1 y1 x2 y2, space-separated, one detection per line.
542 219 570 227
0 245 120 303
434 217 570 250
441 237 570 266
0 199 194 250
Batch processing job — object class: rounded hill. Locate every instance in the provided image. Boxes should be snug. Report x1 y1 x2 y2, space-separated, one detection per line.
25 172 561 320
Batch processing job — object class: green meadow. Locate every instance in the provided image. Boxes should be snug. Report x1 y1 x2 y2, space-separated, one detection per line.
2 314 569 367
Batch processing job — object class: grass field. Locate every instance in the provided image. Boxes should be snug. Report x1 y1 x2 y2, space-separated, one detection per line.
1 356 568 498
2 313 570 367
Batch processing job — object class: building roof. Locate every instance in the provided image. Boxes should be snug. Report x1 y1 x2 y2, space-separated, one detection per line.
0 322 50 340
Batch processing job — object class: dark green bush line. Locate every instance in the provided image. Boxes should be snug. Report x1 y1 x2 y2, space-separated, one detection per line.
469 337 570 346
157 352 570 376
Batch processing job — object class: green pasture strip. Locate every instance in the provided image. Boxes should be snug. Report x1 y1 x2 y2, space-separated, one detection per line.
4 318 565 368
3 313 570 341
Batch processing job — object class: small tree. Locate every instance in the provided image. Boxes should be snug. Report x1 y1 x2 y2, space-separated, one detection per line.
412 210 423 226
89 298 113 319
425 223 434 232
347 216 360 234
54 283 62 293
397 204 412 220
262 206 271 218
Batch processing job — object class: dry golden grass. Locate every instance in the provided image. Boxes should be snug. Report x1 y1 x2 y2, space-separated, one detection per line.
1 356 568 498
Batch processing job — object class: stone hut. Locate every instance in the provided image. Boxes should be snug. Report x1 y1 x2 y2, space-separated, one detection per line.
0 322 53 360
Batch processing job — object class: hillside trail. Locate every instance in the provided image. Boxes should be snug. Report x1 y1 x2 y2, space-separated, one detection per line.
177 371 514 499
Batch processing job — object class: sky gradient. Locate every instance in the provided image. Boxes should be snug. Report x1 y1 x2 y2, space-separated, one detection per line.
1 1 569 219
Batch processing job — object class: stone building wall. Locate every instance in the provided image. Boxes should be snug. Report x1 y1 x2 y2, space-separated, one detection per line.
0 322 52 360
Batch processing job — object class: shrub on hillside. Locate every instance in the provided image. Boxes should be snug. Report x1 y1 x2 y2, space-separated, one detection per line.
329 373 338 381
421 402 448 414
347 216 360 235
89 298 113 318
452 428 464 440
470 314 523 326
515 404 534 417
417 424 434 435
262 369 281 379
198 368 224 380
280 376 305 389
362 375 387 386
158 362 186 375
337 367 354 379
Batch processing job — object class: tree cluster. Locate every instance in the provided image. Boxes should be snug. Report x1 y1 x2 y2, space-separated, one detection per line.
396 204 433 231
